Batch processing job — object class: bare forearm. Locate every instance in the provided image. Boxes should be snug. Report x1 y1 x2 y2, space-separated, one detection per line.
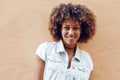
35 56 45 80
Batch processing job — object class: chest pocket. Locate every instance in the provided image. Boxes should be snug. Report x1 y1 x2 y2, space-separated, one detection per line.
76 65 90 79
77 65 89 72
47 56 65 70
71 62 90 79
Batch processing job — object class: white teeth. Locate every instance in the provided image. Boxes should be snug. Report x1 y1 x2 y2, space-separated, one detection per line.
68 37 74 39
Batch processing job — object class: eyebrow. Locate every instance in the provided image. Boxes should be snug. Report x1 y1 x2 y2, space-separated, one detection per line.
64 24 79 26
63 24 69 27
74 24 79 26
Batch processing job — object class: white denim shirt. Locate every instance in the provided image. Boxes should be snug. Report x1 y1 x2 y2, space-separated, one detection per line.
36 40 93 80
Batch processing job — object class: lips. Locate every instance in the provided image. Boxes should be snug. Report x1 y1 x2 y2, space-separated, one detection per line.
66 36 75 42
64 34 78 43
66 35 76 39
68 37 74 40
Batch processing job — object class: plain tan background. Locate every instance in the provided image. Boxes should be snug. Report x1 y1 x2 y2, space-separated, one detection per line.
0 0 120 80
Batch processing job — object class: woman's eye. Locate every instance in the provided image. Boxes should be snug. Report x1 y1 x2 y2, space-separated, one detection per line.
63 26 69 30
73 26 80 30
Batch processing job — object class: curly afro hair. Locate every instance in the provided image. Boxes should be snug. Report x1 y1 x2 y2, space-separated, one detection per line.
49 3 96 43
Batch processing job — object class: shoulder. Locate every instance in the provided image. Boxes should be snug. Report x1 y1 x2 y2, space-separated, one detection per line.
80 50 90 56
77 49 91 58
79 50 93 70
36 41 57 50
36 41 57 61
76 48 93 62
80 50 93 62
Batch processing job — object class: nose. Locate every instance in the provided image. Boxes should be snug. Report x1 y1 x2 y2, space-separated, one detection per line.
68 29 74 35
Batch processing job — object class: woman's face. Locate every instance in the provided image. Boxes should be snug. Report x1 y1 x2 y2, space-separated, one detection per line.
61 19 81 48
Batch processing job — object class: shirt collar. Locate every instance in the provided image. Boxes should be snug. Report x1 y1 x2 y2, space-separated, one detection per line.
56 40 66 53
74 47 81 62
56 40 81 62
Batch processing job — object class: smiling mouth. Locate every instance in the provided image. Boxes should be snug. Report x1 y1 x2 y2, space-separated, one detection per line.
67 37 75 41
68 37 74 39
67 35 75 38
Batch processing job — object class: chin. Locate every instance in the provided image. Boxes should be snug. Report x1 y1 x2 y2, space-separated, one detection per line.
67 41 76 45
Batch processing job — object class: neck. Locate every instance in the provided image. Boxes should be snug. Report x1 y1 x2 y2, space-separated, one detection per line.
65 46 76 56
65 46 75 50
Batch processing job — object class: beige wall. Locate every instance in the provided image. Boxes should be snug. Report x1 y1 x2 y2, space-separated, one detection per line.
0 0 120 80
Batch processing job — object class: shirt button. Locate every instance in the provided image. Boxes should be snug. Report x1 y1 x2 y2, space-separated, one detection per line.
72 67 75 69
73 77 75 80
83 67 88 72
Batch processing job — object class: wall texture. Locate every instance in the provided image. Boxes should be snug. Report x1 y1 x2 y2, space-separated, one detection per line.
0 0 120 80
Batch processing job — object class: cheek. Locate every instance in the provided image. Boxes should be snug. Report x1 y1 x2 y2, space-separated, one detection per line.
61 29 67 36
79 31 81 36
76 31 81 35
77 31 81 38
61 30 65 38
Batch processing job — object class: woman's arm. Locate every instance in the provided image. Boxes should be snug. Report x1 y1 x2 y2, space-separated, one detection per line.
35 55 45 80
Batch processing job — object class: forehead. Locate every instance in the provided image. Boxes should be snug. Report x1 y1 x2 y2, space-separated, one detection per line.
63 19 79 25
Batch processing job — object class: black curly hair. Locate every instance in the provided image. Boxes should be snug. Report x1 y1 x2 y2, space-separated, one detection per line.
49 3 96 43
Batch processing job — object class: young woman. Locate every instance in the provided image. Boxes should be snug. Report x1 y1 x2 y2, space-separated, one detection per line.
35 3 96 80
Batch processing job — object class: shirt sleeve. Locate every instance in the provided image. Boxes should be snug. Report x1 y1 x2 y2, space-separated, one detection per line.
86 55 93 79
35 42 47 61
81 50 93 71
81 50 93 79
88 55 93 71
86 52 94 79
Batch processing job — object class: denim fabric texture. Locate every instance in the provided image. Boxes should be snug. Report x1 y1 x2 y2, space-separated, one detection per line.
36 40 93 80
